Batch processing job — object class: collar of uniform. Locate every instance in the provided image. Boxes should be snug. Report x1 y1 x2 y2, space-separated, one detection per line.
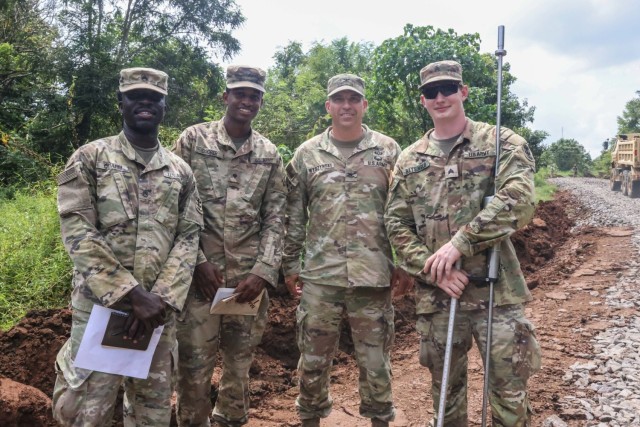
319 124 376 157
117 131 169 171
144 144 171 172
417 119 474 156
216 117 256 157
118 132 139 161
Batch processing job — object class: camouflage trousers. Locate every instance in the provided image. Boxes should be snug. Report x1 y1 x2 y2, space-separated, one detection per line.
417 303 541 427
295 283 396 422
174 288 269 427
52 307 176 427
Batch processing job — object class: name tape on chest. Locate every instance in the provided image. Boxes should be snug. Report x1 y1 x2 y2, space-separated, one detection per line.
463 149 496 159
308 163 334 174
365 160 389 168
97 161 130 173
251 157 277 165
195 146 220 157
403 161 430 175
163 170 182 180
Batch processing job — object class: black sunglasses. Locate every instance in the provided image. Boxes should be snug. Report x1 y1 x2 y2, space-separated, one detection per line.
422 83 460 100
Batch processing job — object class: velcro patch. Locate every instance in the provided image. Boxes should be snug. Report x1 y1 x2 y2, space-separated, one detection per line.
57 168 78 185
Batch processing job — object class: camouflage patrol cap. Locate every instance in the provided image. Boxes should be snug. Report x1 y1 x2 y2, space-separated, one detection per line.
119 67 168 95
226 65 266 93
327 73 365 97
419 60 463 89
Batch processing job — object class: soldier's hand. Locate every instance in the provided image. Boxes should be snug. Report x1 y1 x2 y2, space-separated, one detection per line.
193 261 223 301
284 274 303 298
390 266 414 298
436 269 469 299
234 274 267 303
126 285 167 341
424 242 463 284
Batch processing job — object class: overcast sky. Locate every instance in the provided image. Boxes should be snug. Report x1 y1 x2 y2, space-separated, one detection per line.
221 0 640 158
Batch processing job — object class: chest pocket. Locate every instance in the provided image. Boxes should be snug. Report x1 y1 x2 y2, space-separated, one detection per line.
194 145 227 200
241 161 273 205
155 179 182 228
361 151 393 192
461 149 496 190
96 170 136 229
403 159 446 246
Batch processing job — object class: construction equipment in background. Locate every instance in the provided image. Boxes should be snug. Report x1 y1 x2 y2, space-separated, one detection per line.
610 133 640 198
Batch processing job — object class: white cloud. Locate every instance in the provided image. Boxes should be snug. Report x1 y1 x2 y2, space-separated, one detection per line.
224 0 640 158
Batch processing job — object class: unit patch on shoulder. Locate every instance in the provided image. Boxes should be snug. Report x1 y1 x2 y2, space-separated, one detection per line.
522 144 535 162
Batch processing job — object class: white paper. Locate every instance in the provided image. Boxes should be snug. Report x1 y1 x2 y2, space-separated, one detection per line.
210 287 235 308
74 305 164 379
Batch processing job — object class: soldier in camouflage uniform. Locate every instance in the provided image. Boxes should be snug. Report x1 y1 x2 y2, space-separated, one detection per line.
52 68 203 426
283 74 413 427
384 60 541 426
172 65 286 427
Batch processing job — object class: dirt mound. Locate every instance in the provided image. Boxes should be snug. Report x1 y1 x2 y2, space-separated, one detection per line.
0 194 573 426
0 309 70 396
512 191 574 288
0 377 55 427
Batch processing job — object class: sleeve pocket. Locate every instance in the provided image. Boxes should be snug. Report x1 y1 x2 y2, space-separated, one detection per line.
57 165 92 215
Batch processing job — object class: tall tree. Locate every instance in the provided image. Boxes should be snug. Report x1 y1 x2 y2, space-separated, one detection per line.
540 138 591 172
617 91 640 133
55 0 245 149
369 24 535 146
0 0 63 189
256 38 374 148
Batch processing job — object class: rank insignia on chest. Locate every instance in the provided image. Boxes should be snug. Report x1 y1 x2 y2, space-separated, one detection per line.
445 164 459 178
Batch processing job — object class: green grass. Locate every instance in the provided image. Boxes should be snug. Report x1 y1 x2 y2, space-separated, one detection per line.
0 183 71 330
534 167 558 203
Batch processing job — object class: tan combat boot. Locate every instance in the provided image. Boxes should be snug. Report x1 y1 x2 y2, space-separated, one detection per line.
371 418 389 427
301 417 320 427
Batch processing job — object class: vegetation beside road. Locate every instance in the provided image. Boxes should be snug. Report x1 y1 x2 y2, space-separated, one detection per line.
0 186 71 330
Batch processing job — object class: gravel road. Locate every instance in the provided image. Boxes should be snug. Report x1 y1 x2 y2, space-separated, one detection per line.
549 178 640 427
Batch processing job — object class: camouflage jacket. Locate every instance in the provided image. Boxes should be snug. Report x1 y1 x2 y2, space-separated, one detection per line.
283 126 402 287
57 132 203 313
384 119 536 314
172 119 286 287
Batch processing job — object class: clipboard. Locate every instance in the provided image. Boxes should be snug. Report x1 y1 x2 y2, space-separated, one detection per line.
210 288 264 316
